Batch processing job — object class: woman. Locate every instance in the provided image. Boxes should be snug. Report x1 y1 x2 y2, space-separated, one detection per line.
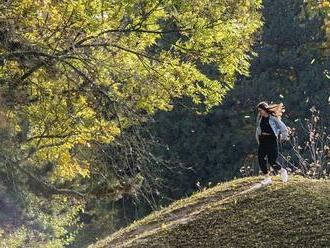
256 101 289 185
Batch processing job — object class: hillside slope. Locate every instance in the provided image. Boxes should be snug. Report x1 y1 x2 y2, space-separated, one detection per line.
90 175 330 248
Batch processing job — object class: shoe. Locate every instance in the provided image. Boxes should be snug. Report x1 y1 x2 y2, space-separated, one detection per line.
279 168 288 182
260 176 272 186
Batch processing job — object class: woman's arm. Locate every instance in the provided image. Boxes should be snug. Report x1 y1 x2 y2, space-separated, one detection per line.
275 117 289 141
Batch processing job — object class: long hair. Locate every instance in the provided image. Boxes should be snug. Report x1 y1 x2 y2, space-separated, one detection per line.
256 101 285 119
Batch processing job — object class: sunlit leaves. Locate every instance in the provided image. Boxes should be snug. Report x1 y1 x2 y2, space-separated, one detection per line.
0 0 262 181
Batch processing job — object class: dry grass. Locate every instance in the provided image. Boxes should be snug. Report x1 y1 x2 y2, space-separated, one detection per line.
91 175 330 248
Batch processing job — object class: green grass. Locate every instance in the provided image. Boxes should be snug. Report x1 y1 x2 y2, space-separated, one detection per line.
90 175 330 248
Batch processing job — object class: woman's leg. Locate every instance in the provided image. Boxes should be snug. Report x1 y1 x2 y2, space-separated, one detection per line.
258 140 268 175
267 137 281 173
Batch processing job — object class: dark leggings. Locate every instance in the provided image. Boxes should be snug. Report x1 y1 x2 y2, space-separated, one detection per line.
258 135 282 175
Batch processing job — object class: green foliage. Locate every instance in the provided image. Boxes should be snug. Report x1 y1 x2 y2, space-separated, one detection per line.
305 0 330 15
0 188 83 248
0 227 27 248
0 0 262 182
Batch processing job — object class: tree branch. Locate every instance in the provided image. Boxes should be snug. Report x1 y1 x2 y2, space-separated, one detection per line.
0 155 85 198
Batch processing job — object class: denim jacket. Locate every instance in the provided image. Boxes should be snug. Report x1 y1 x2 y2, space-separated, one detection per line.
255 114 289 144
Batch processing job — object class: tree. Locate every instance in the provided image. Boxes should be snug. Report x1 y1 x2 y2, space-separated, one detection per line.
0 1 263 246
0 0 262 193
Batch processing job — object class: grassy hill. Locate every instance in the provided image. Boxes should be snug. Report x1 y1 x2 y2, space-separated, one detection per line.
90 175 330 248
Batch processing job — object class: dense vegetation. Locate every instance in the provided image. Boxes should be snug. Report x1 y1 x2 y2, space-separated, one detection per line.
0 0 329 247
